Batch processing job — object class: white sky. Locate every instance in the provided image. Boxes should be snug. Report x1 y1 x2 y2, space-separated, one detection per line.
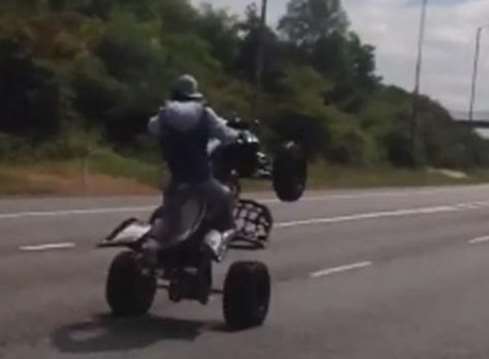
192 0 489 113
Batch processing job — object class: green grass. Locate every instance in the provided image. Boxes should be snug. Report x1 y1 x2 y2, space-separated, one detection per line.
88 149 164 187
1 152 489 196
0 148 164 196
308 163 489 189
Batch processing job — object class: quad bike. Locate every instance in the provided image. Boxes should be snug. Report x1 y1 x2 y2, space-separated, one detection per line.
98 186 273 330
97 118 307 330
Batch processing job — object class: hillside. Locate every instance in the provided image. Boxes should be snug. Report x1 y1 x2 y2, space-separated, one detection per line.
1 0 489 194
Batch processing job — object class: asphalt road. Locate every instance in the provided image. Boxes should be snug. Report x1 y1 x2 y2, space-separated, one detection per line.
3 185 489 358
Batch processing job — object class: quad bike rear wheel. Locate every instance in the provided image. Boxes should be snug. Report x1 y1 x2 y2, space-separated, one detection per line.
273 142 307 202
223 261 271 330
106 251 157 316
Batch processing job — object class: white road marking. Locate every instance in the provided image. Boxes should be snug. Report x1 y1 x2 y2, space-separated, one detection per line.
261 186 489 204
0 206 155 220
310 261 373 278
261 192 416 204
275 201 489 229
0 186 488 219
469 236 489 245
12 198 489 253
0 199 487 231
19 242 76 252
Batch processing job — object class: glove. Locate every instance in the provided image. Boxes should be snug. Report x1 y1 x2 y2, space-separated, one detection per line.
236 130 248 145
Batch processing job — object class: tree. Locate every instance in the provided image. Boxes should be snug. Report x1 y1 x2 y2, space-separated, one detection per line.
311 31 349 80
235 3 284 91
278 0 348 47
195 3 240 70
158 0 197 34
347 32 379 90
0 0 43 15
0 39 65 138
313 32 379 113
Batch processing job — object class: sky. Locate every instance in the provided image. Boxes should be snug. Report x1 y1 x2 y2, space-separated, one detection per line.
191 0 489 114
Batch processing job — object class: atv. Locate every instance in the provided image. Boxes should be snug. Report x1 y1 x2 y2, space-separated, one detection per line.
97 118 307 330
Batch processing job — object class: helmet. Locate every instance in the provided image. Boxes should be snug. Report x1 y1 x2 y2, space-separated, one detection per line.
171 74 204 101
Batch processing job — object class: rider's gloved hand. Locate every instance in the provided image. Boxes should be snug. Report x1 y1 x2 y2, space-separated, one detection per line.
236 131 247 145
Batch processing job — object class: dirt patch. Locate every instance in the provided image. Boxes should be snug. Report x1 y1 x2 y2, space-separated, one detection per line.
428 168 469 180
0 166 158 196
78 174 158 195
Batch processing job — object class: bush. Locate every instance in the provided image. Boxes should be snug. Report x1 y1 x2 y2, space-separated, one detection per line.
326 125 375 165
0 38 65 139
268 110 331 161
0 133 31 161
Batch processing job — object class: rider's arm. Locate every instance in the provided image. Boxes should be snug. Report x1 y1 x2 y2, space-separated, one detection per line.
148 115 160 137
206 108 239 146
148 106 167 138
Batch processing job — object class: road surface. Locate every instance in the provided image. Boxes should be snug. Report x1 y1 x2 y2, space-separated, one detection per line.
3 185 489 358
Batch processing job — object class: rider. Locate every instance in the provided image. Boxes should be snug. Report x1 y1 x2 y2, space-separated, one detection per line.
146 74 239 259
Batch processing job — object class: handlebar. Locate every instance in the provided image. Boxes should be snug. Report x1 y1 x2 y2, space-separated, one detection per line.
227 117 261 131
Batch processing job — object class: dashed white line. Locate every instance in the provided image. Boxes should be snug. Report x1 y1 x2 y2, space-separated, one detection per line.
262 187 489 204
469 236 489 245
276 201 489 229
19 242 76 252
0 206 155 220
262 192 423 204
310 261 373 279
0 187 487 221
7 197 489 254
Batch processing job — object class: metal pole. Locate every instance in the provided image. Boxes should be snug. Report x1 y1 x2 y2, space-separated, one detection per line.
411 0 428 166
257 0 268 85
252 0 268 117
469 27 483 123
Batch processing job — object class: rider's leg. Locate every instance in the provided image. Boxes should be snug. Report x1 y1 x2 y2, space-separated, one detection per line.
199 178 236 263
143 182 183 266
200 178 235 231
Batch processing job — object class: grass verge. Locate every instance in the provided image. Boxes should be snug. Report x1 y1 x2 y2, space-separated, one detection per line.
0 155 489 196
307 164 489 189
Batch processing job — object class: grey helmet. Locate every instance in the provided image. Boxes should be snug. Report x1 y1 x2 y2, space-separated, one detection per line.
171 74 204 101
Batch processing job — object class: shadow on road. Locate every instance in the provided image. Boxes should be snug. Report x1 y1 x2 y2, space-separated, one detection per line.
51 313 219 354
157 283 223 295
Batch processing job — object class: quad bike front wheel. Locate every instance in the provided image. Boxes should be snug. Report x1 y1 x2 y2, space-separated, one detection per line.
106 251 157 316
223 261 271 330
273 142 307 202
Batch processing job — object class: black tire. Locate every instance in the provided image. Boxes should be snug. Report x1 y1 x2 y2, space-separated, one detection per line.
106 251 157 317
223 261 271 330
273 142 307 202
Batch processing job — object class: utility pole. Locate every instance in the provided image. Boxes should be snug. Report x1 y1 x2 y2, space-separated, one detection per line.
467 25 489 165
468 26 489 123
252 0 268 117
411 0 428 166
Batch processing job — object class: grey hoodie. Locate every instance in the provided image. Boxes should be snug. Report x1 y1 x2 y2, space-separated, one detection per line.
148 101 238 183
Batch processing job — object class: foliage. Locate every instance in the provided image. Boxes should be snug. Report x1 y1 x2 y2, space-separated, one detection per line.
278 0 349 47
0 0 487 171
